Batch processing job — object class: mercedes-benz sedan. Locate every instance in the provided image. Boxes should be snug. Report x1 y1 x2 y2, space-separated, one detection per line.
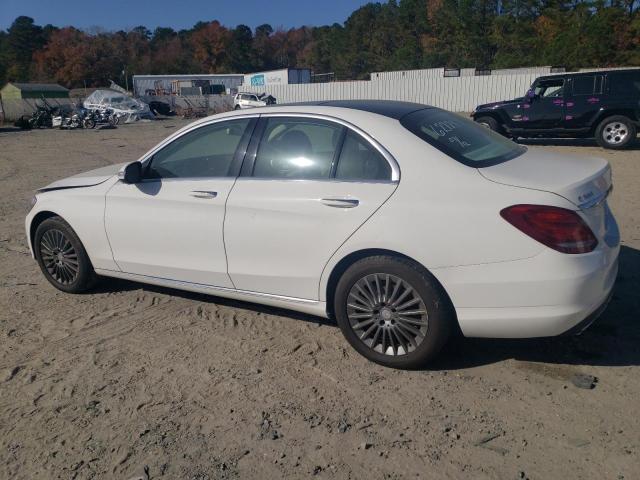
26 101 619 368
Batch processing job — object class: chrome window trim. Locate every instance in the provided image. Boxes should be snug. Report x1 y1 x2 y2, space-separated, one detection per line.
256 112 401 183
137 110 401 183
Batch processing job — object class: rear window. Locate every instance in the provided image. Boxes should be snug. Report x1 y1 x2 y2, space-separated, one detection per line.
400 109 526 167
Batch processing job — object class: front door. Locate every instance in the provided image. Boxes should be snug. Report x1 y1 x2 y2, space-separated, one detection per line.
517 77 566 130
224 116 398 300
105 117 255 286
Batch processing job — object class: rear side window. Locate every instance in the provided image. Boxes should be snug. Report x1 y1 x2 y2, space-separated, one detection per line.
252 117 342 179
401 109 526 167
336 131 391 181
609 71 640 96
573 75 596 95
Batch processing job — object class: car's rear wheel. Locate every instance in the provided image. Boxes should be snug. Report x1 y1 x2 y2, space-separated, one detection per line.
334 256 453 369
34 216 97 293
596 115 637 149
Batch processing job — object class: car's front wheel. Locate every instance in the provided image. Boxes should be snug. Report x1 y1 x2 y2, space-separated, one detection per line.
34 216 97 293
334 256 453 369
595 115 637 149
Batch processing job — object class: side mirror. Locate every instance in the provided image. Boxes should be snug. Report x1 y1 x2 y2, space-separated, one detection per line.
526 89 536 103
118 162 142 184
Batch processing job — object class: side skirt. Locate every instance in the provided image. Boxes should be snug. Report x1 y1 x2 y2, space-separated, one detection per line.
94 268 329 318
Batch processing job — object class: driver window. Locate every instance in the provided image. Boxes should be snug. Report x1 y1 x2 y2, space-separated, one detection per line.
146 119 250 179
252 117 343 179
535 79 565 98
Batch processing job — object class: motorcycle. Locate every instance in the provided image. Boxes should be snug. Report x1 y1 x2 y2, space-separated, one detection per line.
15 97 57 129
55 106 95 129
88 108 119 127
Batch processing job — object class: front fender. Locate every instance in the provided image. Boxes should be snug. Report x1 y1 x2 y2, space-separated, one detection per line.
26 178 120 271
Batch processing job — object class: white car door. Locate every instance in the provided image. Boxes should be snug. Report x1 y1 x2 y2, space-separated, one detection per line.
224 115 398 300
105 117 256 287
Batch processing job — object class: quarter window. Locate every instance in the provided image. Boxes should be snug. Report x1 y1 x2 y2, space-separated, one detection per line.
336 131 392 181
146 119 251 179
252 118 343 179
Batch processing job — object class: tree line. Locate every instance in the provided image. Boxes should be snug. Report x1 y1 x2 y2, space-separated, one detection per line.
0 0 638 89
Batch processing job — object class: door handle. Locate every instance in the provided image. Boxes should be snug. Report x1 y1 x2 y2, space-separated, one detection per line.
190 190 218 199
320 197 359 208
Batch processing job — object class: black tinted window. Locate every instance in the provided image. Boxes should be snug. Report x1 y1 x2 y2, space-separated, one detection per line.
573 76 595 95
401 109 526 167
147 119 250 179
609 71 640 96
336 131 391 181
253 118 342 179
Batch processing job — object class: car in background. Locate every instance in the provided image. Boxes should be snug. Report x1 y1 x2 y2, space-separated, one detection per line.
26 101 619 369
233 92 276 110
472 69 640 149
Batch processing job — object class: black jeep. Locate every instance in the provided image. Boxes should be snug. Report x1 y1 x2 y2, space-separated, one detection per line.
472 69 640 149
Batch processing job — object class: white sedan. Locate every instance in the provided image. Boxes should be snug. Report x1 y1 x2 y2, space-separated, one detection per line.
25 101 620 368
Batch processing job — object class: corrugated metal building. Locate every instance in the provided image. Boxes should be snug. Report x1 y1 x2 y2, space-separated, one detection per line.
242 68 311 87
132 74 244 97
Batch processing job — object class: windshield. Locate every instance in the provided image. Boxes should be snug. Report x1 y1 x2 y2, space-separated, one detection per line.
400 108 526 167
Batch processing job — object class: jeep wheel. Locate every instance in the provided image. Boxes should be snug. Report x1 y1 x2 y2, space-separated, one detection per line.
475 116 501 133
596 116 637 149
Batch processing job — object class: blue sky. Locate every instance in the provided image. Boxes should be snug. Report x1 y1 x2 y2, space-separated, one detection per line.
0 0 373 31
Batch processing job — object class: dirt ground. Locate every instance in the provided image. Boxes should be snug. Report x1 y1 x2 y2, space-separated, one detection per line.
1 120 639 480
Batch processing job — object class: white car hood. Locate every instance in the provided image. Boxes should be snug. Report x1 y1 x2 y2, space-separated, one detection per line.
479 149 611 208
39 163 126 191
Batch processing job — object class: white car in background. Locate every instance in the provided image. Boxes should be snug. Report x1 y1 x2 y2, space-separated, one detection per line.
25 101 619 368
233 92 276 110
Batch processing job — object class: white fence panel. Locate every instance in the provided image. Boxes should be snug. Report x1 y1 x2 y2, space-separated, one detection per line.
242 72 540 112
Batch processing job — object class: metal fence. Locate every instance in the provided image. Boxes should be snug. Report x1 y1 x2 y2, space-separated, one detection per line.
240 73 540 112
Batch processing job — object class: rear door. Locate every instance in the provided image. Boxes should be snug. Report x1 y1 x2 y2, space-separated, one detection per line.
224 115 398 300
518 77 566 130
563 74 604 129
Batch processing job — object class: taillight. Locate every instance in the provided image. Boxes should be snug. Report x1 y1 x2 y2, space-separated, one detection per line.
500 204 598 254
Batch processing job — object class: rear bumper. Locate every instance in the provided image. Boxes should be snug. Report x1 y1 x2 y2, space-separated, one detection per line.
432 245 619 338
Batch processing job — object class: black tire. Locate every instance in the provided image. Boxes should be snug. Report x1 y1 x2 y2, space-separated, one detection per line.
34 216 98 293
234 105 241 110
595 115 637 149
83 117 96 129
334 256 454 369
475 116 501 132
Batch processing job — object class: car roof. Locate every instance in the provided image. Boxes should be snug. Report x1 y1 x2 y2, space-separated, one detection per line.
537 68 640 81
273 100 432 120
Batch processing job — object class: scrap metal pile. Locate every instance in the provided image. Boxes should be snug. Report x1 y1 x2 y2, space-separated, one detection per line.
14 89 155 130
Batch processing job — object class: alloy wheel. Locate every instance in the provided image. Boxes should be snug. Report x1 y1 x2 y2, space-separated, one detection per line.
347 273 429 356
603 122 628 145
39 229 79 285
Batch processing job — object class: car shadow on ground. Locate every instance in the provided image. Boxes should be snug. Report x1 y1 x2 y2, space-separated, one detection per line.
434 244 640 370
518 137 640 150
95 245 639 370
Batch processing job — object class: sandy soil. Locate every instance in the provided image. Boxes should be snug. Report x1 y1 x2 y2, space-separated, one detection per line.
1 121 639 480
